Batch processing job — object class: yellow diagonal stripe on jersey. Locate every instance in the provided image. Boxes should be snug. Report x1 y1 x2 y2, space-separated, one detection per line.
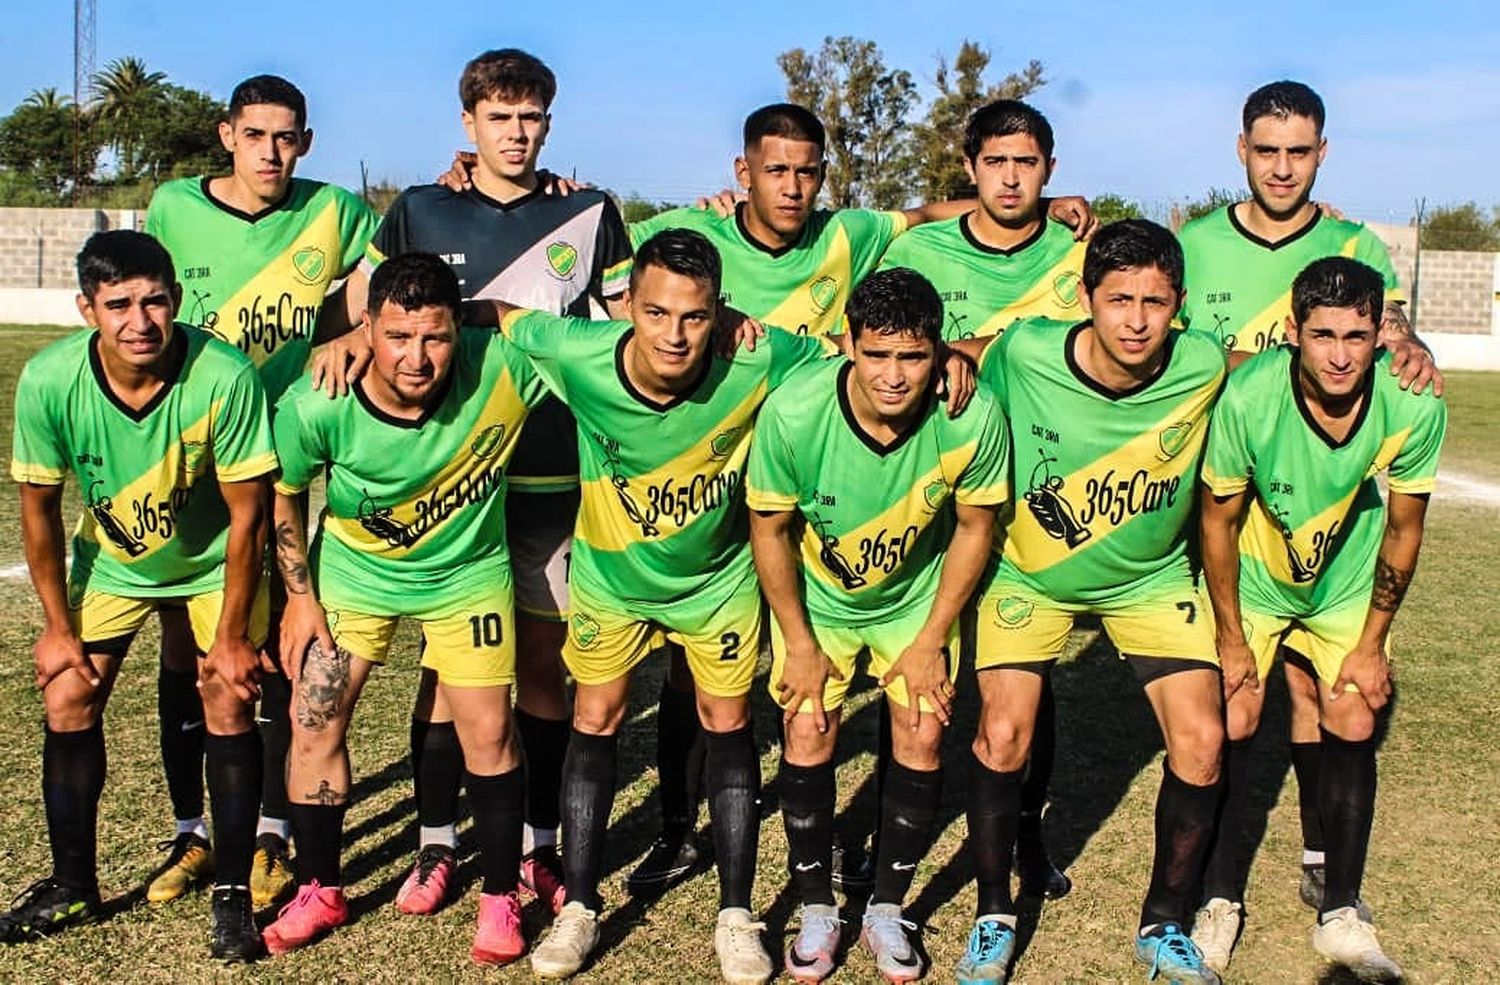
801 443 990 596
1006 381 1220 571
80 409 217 563
323 368 529 556
1229 234 1366 354
577 382 767 552
215 200 343 365
760 226 853 337
973 242 1088 339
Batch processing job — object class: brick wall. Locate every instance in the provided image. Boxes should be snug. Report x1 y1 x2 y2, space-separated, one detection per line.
1414 250 1497 335
0 208 143 289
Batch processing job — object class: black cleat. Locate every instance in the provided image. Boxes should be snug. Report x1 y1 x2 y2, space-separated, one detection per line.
1016 837 1072 900
625 829 701 893
209 886 262 963
0 877 101 943
830 841 875 894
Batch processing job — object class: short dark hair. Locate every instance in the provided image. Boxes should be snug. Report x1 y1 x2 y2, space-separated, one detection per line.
367 253 462 321
1291 256 1384 328
460 49 557 112
743 103 825 152
1242 80 1325 135
228 74 307 129
964 99 1055 161
1082 219 1184 294
629 229 722 298
845 268 943 346
77 230 176 300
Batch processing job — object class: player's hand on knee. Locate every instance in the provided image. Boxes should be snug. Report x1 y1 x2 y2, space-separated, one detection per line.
280 596 334 687
34 625 99 690
938 344 976 418
1217 637 1260 701
1331 640 1393 711
435 150 477 191
311 332 373 397
203 634 262 705
882 637 954 730
777 640 842 733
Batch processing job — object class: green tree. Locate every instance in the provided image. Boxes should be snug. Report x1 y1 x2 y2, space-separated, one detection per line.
23 87 72 112
910 41 1045 202
0 94 97 198
1091 193 1145 226
135 85 228 180
618 193 676 224
1420 202 1500 251
91 56 167 181
777 36 918 209
1171 187 1240 229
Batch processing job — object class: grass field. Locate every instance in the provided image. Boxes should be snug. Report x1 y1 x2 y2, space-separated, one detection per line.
0 326 1495 983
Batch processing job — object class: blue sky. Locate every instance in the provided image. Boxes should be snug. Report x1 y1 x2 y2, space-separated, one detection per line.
4 0 1497 223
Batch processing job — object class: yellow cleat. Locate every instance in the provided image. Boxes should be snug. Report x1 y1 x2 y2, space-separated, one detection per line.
145 833 214 904
251 833 296 909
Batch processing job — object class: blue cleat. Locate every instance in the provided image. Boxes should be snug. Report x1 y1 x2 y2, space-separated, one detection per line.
955 915 1018 984
1133 923 1222 985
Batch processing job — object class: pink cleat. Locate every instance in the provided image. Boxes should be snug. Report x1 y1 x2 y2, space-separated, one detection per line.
471 891 526 966
395 844 456 915
520 848 567 916
261 880 348 956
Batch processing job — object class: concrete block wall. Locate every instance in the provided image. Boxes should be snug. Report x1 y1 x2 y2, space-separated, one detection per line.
1413 250 1496 335
0 208 143 290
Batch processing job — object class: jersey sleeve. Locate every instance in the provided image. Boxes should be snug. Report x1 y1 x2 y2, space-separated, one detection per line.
271 393 321 496
954 398 1011 507
1386 397 1446 495
497 335 552 409
591 195 633 301
627 206 695 250
843 209 909 279
143 187 169 241
9 363 67 485
212 365 277 483
745 400 800 512
337 190 381 278
766 328 837 389
975 328 1016 407
1201 384 1254 496
1352 226 1404 302
498 308 587 401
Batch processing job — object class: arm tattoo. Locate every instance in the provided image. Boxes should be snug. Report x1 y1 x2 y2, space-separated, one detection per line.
1371 556 1414 612
274 519 312 595
1380 301 1412 340
296 639 351 730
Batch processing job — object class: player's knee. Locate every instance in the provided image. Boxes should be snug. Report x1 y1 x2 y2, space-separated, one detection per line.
892 724 943 771
197 682 255 732
1166 716 1224 784
1225 690 1264 741
571 695 626 736
783 713 837 765
43 682 102 732
695 693 749 733
1319 700 1376 743
972 715 1031 772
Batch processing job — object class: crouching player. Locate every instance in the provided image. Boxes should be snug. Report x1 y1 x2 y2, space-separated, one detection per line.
1199 257 1445 982
748 268 1010 983
260 253 547 965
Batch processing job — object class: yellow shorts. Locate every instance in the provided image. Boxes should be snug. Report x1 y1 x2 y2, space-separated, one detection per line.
769 606 958 713
975 578 1216 670
1235 600 1372 686
327 581 516 688
563 577 761 698
69 579 270 654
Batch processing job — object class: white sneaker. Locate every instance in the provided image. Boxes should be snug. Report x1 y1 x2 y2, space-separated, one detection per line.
1311 906 1403 982
785 903 842 983
530 900 599 979
860 902 922 983
715 907 773 985
1190 897 1243 974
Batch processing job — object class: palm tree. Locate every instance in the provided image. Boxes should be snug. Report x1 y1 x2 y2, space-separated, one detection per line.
23 87 72 111
91 56 167 180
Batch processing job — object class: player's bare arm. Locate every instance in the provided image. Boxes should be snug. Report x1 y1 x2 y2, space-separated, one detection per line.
1330 491 1429 710
749 508 843 732
272 491 335 683
1200 486 1260 700
880 501 995 730
1380 302 1444 396
201 478 272 705
19 482 99 690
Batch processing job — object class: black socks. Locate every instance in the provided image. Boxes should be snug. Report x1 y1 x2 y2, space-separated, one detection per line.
779 759 837 906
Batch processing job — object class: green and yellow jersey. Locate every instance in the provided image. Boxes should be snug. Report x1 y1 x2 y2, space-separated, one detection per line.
1178 205 1402 355
629 205 906 335
500 310 831 617
273 329 546 615
11 326 276 598
978 318 1226 606
877 215 1086 341
747 359 1010 626
1202 345 1446 615
145 176 379 401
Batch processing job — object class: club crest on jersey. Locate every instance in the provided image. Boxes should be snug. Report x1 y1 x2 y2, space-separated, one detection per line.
546 242 579 279
710 427 743 459
471 423 507 459
571 612 601 649
1052 271 1082 308
995 596 1035 628
181 440 208 473
292 246 327 286
808 275 838 314
923 479 947 511
1157 420 1194 461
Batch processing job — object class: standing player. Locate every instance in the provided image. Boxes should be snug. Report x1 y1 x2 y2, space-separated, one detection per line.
876 97 1084 901
142 74 378 909
1179 80 1439 957
260 255 548 965
317 49 632 916
1 231 277 961
747 269 1009 984
957 221 1227 985
1198 257 1444 981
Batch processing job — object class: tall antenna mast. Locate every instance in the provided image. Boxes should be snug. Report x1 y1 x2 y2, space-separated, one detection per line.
73 0 97 199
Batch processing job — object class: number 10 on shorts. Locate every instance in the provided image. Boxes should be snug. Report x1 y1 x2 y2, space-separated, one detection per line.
470 612 504 647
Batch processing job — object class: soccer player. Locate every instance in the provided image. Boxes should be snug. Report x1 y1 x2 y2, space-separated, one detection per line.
876 96 1084 901
1198 257 1444 981
747 268 1009 984
957 220 1227 985
259 254 548 965
317 49 632 916
1180 80 1439 958
482 228 840 983
1 230 277 961
141 74 378 908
